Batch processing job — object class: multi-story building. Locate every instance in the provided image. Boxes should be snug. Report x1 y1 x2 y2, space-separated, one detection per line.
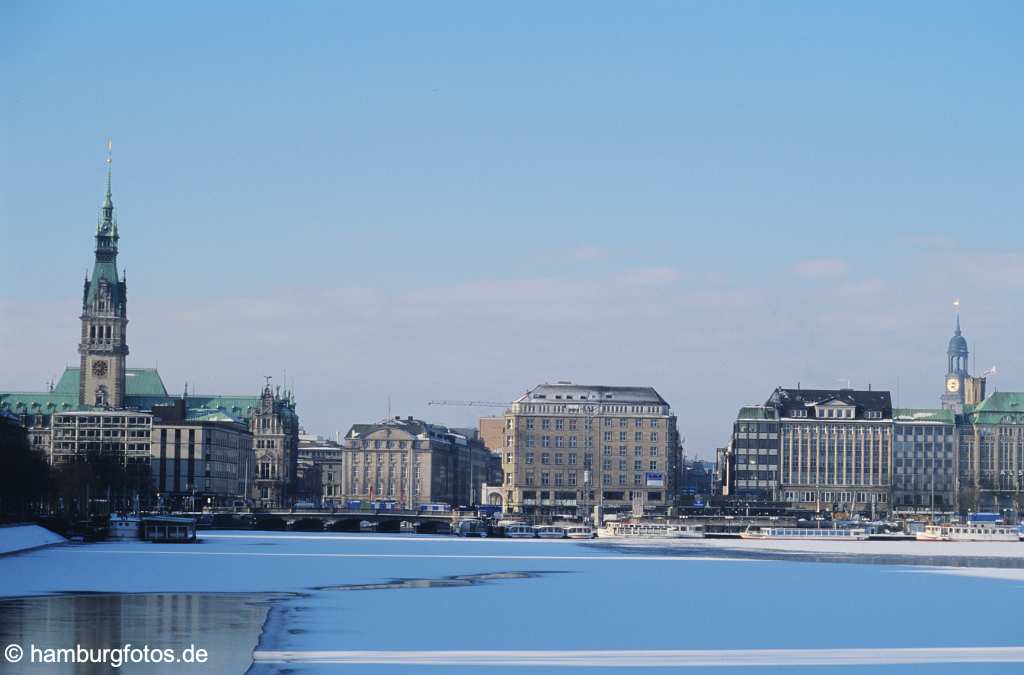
957 392 1024 513
50 410 154 466
726 405 780 499
251 384 300 508
501 383 680 517
0 153 300 508
892 409 956 511
340 417 492 508
150 399 253 509
772 387 893 515
297 433 345 505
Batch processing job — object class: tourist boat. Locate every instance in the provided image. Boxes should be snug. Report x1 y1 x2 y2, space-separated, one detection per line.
456 519 489 538
140 516 197 543
740 527 868 540
108 514 141 540
564 525 595 539
503 523 536 538
596 522 704 539
915 522 1019 542
534 525 566 539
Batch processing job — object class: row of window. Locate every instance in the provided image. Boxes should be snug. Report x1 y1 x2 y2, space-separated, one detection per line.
523 471 658 487
783 490 889 503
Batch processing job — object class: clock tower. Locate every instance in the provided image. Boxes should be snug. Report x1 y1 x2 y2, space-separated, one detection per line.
79 146 129 408
940 312 969 413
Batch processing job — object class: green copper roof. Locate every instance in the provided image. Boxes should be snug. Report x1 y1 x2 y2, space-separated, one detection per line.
893 408 956 424
970 392 1024 413
185 408 246 423
965 392 1024 426
4 366 280 424
186 395 260 417
0 392 82 413
53 367 169 397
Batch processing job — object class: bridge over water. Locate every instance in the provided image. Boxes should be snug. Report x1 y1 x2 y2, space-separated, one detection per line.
199 509 459 534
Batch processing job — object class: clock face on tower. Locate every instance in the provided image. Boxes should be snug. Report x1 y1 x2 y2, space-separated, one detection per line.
946 377 960 393
92 360 108 378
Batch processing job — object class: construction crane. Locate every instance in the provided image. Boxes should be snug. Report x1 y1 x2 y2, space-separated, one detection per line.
427 400 510 408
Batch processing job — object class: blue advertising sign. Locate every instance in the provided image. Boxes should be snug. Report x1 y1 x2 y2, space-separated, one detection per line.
645 471 665 487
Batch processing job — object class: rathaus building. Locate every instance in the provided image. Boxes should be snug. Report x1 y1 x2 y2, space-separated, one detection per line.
0 156 300 508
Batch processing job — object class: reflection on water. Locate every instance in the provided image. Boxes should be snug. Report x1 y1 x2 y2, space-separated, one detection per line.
314 570 559 592
0 593 273 674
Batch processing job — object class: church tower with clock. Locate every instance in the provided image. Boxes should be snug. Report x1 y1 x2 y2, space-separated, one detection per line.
78 148 129 408
941 313 969 413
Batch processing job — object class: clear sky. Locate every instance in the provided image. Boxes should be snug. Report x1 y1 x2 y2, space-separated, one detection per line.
3 1 1022 455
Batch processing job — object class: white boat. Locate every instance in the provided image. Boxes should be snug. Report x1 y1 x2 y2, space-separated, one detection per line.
108 514 141 540
597 522 704 539
534 525 566 539
564 525 595 539
915 523 1019 542
503 523 536 538
740 527 868 541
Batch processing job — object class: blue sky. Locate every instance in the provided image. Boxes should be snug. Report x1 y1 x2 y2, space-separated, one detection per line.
3 1 1023 454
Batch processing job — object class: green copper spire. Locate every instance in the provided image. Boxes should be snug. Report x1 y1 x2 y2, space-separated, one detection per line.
98 140 117 238
85 140 123 309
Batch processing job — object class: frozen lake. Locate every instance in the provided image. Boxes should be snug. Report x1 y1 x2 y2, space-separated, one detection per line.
1 531 1023 674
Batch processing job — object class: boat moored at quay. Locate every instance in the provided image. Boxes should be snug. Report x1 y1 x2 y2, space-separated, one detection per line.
597 522 705 539
501 522 537 538
564 524 595 539
915 522 1019 542
534 525 566 539
740 527 869 541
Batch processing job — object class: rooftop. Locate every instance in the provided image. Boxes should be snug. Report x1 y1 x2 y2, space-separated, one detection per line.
516 382 669 406
768 387 892 412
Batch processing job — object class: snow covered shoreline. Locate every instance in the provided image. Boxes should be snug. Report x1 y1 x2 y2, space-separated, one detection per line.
0 523 66 555
600 534 1024 559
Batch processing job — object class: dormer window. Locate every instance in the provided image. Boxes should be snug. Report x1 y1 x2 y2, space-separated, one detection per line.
791 409 807 418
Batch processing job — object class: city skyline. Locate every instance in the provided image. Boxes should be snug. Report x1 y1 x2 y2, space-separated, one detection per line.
4 2 1023 455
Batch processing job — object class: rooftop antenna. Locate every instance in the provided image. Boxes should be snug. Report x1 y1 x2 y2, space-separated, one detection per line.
388 395 392 419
